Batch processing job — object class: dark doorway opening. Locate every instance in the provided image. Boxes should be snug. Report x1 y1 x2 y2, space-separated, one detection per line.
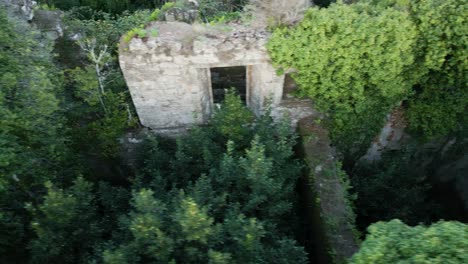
210 66 246 104
283 74 299 99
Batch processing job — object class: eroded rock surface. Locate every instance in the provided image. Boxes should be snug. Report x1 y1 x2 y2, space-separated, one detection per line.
2 0 36 21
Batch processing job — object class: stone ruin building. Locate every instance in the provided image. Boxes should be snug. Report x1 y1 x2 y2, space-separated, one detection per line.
119 1 315 134
118 2 359 261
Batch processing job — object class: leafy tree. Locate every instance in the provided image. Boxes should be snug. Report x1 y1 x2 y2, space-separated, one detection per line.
66 57 133 157
61 10 152 158
0 9 70 262
0 9 65 192
64 9 152 50
25 178 132 263
102 189 242 263
365 0 466 83
110 92 307 263
28 177 101 263
350 220 468 264
211 89 255 146
198 0 248 21
268 2 418 160
96 182 132 232
2 2 306 263
333 0 467 230
407 84 467 139
359 0 467 139
39 0 131 14
136 93 302 226
403 0 466 139
269 0 467 164
103 189 307 264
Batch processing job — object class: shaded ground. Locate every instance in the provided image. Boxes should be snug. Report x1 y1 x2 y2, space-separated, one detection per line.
297 117 359 263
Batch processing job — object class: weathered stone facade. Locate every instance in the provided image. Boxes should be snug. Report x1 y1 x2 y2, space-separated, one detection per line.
119 22 287 132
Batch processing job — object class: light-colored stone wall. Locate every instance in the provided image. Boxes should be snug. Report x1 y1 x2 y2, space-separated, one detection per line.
119 22 286 131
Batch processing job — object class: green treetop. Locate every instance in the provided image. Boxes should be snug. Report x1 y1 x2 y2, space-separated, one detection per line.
351 219 468 264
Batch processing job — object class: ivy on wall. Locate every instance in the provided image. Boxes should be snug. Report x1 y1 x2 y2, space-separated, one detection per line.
267 2 418 159
268 0 467 160
403 0 467 138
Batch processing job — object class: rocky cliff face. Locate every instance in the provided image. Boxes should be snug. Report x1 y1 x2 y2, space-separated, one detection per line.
2 0 63 41
2 0 36 21
32 9 64 40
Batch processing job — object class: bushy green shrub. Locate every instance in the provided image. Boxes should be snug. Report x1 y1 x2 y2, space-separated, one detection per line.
350 220 468 263
103 91 307 263
268 2 417 159
148 8 161 21
0 10 68 262
28 178 101 263
268 0 467 159
38 0 130 14
123 27 148 42
161 1 175 12
198 0 248 22
405 0 467 139
208 11 242 24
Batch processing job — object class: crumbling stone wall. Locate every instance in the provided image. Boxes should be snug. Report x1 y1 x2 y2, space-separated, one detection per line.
119 22 285 132
298 117 359 263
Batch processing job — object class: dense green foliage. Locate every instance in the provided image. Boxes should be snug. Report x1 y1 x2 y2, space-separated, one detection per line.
65 8 151 48
2 0 467 263
0 10 70 262
399 0 467 138
329 0 468 232
39 0 146 14
0 5 145 262
25 92 307 263
267 2 467 261
105 91 307 263
61 9 152 157
360 0 468 139
198 0 247 21
39 0 248 16
268 0 467 161
350 220 468 263
27 177 101 263
0 10 65 191
268 2 418 159
1 17 308 259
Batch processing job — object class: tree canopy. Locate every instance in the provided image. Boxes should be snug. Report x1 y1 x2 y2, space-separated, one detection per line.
351 220 468 264
268 0 467 160
0 9 71 262
1 0 466 263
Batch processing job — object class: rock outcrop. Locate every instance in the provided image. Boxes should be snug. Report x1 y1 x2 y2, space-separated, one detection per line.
2 0 63 41
2 0 36 21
